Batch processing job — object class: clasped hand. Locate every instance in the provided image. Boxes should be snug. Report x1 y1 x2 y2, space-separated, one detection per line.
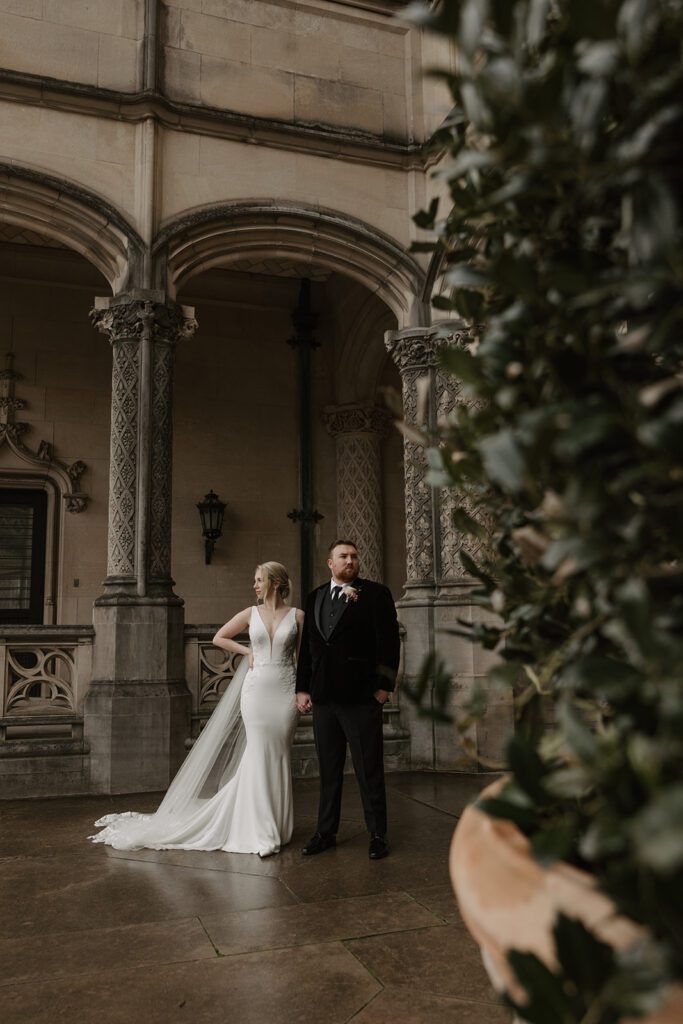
296 693 312 713
296 690 389 713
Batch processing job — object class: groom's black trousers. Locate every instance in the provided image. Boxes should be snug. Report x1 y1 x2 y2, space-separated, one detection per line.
312 699 387 837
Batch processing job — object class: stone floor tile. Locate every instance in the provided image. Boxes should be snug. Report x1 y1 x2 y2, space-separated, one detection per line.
346 923 500 1004
350 985 508 1024
280 829 453 902
105 817 363 878
0 854 295 938
406 882 466 925
387 772 498 818
0 772 506 1024
200 891 443 955
1 941 381 1024
0 917 216 985
0 794 161 860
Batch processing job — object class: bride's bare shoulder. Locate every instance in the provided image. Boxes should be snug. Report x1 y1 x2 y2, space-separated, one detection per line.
216 606 252 633
295 608 305 624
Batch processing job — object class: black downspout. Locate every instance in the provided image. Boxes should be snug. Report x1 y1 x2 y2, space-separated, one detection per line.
287 279 323 606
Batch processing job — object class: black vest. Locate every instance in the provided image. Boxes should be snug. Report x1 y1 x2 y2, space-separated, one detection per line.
321 585 344 638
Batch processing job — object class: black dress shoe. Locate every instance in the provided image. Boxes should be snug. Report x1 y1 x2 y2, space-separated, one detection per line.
302 832 336 856
369 834 389 860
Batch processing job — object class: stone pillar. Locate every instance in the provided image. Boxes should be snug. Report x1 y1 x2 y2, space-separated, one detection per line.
324 404 390 582
384 328 448 597
385 322 512 771
85 292 198 794
385 326 443 768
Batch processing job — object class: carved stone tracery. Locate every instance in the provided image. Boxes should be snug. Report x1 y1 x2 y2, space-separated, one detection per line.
91 296 197 589
0 353 88 512
324 404 390 583
384 330 444 586
385 324 488 587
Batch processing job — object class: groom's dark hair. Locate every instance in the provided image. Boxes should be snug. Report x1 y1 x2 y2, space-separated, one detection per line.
328 539 358 555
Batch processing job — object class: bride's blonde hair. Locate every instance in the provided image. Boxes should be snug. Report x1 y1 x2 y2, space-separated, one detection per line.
256 561 291 602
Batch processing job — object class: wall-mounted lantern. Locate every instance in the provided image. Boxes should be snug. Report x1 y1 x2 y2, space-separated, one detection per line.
197 490 226 565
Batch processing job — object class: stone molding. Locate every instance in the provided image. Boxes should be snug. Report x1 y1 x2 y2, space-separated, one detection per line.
0 69 429 173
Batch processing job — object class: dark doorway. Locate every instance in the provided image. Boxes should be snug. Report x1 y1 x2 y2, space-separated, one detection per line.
0 489 47 624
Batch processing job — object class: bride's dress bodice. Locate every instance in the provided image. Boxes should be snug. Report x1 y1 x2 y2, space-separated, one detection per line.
249 606 297 668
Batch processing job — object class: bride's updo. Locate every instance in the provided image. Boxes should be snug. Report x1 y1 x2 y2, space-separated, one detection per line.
257 561 291 602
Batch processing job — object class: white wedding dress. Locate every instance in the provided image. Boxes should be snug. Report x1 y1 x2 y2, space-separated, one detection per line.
90 606 300 857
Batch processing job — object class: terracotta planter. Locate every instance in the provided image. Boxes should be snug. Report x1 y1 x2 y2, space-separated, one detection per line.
450 778 683 1023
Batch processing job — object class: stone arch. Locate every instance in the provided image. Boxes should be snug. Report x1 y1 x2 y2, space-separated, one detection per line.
423 249 447 306
0 163 144 293
333 291 397 405
154 200 429 328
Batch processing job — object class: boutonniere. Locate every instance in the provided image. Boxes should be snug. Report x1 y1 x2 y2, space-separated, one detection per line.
341 585 360 603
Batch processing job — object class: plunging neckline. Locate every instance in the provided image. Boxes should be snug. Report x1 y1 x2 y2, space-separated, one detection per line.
254 605 295 657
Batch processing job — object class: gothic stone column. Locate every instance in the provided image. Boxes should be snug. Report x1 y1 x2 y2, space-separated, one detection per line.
385 326 443 767
385 322 511 770
324 404 390 583
384 329 441 600
85 292 198 794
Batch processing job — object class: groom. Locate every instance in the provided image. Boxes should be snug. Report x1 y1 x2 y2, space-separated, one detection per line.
296 540 400 860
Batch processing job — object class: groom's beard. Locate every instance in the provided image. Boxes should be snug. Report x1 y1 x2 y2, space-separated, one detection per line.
336 567 359 583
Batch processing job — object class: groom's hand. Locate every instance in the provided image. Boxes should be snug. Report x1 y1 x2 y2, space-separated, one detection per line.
374 689 390 705
296 692 312 714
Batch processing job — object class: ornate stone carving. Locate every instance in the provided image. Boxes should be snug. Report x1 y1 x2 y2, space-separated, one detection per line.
324 404 391 437
434 361 491 581
150 339 174 580
385 323 484 586
106 338 139 577
324 404 390 583
0 353 89 512
4 645 76 716
384 326 469 376
198 645 245 709
402 367 436 584
91 296 196 588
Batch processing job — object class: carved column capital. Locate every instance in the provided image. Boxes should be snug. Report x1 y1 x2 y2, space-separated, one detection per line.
384 322 469 375
324 403 392 439
90 293 197 347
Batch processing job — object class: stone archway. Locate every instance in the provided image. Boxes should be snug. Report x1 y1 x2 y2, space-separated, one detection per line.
154 200 428 329
0 163 144 294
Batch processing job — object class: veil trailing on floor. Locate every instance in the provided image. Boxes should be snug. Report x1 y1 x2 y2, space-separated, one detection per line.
90 655 250 849
158 653 250 813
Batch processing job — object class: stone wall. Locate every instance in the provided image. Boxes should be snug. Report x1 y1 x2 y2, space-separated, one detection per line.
163 0 411 139
0 244 111 622
0 0 144 91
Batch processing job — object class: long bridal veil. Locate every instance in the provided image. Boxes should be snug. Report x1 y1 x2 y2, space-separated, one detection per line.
91 655 250 849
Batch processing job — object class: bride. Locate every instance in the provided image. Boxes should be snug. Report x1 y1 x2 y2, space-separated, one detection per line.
90 562 303 857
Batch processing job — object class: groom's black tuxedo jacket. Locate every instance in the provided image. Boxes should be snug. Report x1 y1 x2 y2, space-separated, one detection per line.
296 578 400 704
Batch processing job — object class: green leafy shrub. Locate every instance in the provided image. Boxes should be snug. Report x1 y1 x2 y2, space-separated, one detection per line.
405 0 683 1018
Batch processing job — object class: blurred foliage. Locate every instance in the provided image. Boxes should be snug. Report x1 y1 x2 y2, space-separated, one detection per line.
403 0 683 1019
